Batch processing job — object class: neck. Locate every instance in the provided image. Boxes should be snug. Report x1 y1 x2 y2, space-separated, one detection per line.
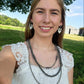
30 35 55 51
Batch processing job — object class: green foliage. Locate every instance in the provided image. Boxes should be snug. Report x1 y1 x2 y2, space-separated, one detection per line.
74 76 84 84
0 15 24 27
0 0 76 14
64 0 76 5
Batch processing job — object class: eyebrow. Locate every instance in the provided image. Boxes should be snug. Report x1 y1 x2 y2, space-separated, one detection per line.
35 8 60 13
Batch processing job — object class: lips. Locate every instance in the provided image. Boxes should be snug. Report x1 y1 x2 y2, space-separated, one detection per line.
39 26 52 32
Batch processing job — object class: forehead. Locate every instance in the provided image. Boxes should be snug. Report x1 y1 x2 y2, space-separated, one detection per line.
35 0 61 10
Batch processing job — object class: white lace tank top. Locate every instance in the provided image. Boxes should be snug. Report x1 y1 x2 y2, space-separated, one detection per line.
3 42 74 84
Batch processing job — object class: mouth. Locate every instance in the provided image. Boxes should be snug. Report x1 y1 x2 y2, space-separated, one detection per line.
39 26 53 32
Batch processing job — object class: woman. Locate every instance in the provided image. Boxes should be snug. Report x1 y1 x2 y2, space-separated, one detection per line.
0 0 74 84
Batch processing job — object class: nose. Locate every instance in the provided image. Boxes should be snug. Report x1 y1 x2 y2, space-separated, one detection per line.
43 13 51 24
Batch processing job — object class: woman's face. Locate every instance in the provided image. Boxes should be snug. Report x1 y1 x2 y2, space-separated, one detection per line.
31 0 62 38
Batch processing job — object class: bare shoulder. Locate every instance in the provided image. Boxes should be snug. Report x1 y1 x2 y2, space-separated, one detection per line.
0 46 16 84
0 46 16 61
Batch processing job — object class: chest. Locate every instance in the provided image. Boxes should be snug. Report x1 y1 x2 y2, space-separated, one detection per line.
29 48 60 69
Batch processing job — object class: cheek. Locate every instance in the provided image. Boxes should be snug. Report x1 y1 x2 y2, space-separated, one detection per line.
52 18 62 32
53 17 62 26
32 14 42 24
32 15 42 30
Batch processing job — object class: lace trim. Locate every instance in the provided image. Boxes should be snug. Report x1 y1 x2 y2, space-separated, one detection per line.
11 42 28 65
57 46 74 71
2 43 74 72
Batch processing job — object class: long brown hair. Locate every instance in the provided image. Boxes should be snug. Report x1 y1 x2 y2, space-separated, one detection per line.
25 0 65 48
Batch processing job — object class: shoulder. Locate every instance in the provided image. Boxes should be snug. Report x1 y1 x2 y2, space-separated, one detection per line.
58 46 73 58
0 45 15 61
10 42 28 64
2 42 26 49
2 42 26 55
0 46 15 61
1 42 26 62
2 42 27 64
57 46 74 71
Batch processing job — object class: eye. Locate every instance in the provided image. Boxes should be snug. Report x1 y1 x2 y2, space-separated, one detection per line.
51 12 58 15
37 11 43 13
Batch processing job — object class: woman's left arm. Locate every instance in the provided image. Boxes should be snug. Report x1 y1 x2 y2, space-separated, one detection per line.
68 68 74 84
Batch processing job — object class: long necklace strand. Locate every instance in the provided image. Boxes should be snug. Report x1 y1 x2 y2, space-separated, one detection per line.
27 40 62 77
28 52 62 84
27 39 62 84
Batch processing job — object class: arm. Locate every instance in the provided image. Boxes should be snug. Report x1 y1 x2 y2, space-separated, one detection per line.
68 68 74 84
0 46 16 84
